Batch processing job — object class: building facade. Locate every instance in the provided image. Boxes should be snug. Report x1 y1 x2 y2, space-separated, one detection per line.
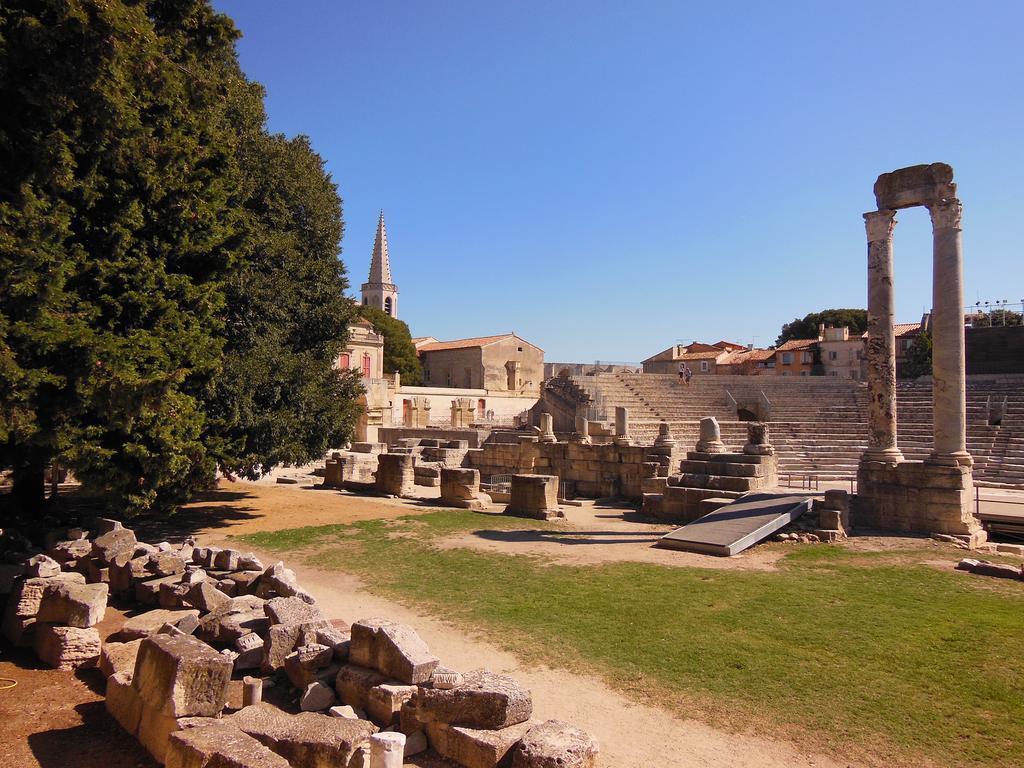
418 334 544 394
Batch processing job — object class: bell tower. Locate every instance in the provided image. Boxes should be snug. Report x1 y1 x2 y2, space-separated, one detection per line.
361 210 398 318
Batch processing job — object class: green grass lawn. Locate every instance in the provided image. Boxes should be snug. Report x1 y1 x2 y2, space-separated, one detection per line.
236 511 1024 768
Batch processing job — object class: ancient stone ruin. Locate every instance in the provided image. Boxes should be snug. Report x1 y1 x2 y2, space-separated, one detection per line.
1 521 599 768
857 163 984 543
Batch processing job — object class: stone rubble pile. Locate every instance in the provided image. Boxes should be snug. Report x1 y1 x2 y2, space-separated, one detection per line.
1 520 599 768
955 557 1024 581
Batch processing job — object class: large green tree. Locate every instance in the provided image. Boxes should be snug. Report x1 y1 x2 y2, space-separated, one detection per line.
0 0 246 516
205 133 363 478
360 306 423 385
776 309 868 346
1 0 361 519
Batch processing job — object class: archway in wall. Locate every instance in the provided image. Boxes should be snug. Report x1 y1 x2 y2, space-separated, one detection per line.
384 296 392 315
737 408 759 421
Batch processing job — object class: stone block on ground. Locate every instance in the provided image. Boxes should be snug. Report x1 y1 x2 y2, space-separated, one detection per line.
284 643 334 689
511 720 599 768
92 528 138 566
196 595 269 644
257 562 314 604
165 723 291 768
36 580 108 627
132 633 233 718
100 638 144 678
262 620 329 672
106 671 143 735
427 720 535 768
413 669 532 730
34 623 101 669
366 683 417 727
335 664 389 711
349 618 439 684
221 702 377 768
370 732 406 768
2 572 86 646
300 681 337 711
187 580 231 612
265 596 325 625
119 608 201 641
25 554 61 578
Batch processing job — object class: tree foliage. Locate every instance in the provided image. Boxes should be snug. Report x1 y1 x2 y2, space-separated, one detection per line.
0 0 360 518
903 332 933 379
776 309 868 346
360 306 423 385
967 310 1022 328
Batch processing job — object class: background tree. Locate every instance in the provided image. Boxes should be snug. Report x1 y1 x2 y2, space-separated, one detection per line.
204 133 363 478
360 306 423 385
903 332 933 379
776 309 868 346
967 309 1022 328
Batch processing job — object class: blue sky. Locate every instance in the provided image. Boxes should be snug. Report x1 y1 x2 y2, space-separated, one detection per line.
214 0 1024 362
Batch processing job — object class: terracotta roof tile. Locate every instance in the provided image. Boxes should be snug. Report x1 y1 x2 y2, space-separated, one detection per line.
775 338 819 351
418 334 517 352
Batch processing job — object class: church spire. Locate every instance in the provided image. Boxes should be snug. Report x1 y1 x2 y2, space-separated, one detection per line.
368 210 392 284
361 210 399 317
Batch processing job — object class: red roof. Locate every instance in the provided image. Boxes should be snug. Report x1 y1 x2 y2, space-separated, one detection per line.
776 338 818 351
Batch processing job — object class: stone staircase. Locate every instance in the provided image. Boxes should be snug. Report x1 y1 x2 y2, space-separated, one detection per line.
576 372 1024 487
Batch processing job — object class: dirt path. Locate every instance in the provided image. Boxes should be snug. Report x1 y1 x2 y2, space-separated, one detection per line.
183 482 856 768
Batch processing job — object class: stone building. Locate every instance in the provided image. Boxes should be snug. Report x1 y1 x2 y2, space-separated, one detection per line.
417 334 543 394
338 319 385 380
360 210 398 318
819 326 866 379
642 342 733 374
774 338 818 376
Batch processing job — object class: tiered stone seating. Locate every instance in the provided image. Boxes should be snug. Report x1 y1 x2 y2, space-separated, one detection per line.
577 372 1024 487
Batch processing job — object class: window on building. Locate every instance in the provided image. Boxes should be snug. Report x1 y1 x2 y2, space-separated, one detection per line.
700 360 709 372
339 353 350 369
423 368 430 382
362 353 371 378
781 352 793 365
829 351 838 361
446 369 452 386
801 371 809 376
477 399 486 418
802 351 813 363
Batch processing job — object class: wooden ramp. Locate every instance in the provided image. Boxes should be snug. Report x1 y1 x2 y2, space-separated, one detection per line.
655 493 811 556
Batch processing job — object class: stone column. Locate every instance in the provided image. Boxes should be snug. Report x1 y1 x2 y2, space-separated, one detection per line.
927 198 972 467
539 413 556 443
862 209 903 463
614 406 631 446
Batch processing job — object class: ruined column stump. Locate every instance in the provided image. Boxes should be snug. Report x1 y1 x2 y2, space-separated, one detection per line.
375 453 415 497
506 475 562 520
440 468 488 510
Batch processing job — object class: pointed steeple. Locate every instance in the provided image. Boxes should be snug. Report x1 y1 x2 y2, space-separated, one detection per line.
361 210 399 318
368 210 392 284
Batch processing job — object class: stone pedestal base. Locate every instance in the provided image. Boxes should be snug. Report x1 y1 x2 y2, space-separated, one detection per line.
855 459 984 543
505 475 563 520
375 454 415 497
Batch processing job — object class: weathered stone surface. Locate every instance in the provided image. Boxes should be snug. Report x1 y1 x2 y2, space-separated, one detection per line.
370 731 405 768
314 623 350 662
197 595 269 643
120 608 201 641
366 683 417 727
257 562 314 603
376 453 415 497
328 704 364 719
334 664 389 711
137 701 184 764
506 475 561 520
427 720 535 768
221 702 377 768
262 620 329 672
265 596 325 625
300 681 337 712
165 723 291 768
150 550 187 577
971 561 1023 580
413 669 532 730
92 528 138 566
136 574 184 605
238 553 264 571
284 643 334 689
404 729 427 756
2 572 85 645
233 632 265 670
187 580 231 612
213 549 241 571
106 671 143 735
349 618 439 684
133 633 233 718
431 669 464 690
49 538 94 565
100 638 144 678
34 624 101 669
25 554 61 578
441 468 481 502
36 581 108 627
874 162 955 210
511 720 598 768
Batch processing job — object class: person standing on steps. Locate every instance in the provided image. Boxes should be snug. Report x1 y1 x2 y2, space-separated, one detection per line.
678 361 686 382
683 364 693 385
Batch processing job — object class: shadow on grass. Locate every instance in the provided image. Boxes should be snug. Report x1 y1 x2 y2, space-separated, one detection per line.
474 528 663 546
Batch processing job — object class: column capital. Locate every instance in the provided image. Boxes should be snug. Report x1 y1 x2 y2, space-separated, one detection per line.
863 209 897 242
928 197 962 231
